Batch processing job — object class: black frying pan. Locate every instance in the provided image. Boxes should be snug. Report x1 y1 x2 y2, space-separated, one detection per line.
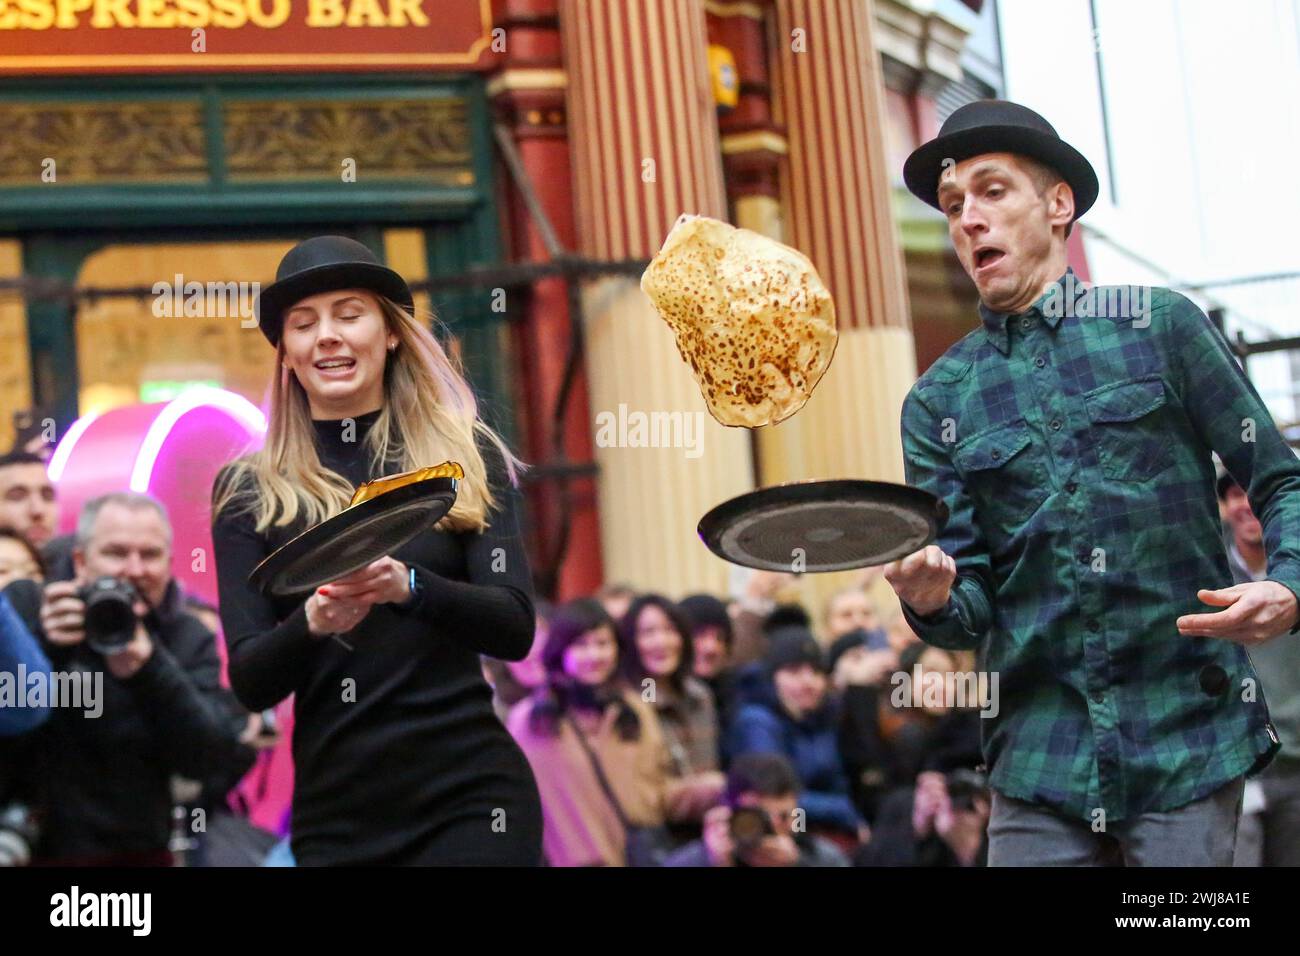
248 471 459 597
697 479 948 574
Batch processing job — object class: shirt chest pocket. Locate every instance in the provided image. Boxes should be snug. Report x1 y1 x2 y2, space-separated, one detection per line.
953 421 1051 533
1082 376 1173 482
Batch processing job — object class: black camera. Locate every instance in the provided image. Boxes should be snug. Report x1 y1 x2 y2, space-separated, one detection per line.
78 576 139 655
729 806 774 853
945 768 989 811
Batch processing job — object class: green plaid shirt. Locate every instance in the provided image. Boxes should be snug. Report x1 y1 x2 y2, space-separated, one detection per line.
900 270 1297 823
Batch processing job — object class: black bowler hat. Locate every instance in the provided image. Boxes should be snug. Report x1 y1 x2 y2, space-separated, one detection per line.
255 236 415 346
903 99 1099 222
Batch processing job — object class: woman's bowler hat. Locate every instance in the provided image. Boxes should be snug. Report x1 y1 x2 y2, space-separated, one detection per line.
255 235 415 346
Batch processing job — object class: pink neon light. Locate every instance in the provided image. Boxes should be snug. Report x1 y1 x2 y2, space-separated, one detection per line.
129 387 267 493
47 412 100 483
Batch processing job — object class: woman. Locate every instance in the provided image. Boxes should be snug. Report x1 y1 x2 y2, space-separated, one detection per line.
507 599 673 866
619 594 725 826
211 236 542 865
0 526 45 590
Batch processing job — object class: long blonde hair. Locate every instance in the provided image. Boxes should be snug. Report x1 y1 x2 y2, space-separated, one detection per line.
213 296 524 535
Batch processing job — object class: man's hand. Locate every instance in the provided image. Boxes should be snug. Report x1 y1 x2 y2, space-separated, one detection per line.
105 598 154 680
1176 581 1300 646
882 545 957 617
912 771 947 838
40 580 86 647
746 833 801 868
701 805 735 867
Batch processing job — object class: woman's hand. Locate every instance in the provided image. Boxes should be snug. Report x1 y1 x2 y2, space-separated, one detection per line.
305 589 371 638
318 557 411 606
304 557 410 638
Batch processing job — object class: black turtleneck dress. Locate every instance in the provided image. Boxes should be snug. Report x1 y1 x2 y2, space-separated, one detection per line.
211 409 543 865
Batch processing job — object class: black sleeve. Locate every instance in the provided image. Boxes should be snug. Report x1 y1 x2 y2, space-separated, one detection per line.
211 466 320 712
126 615 255 783
404 439 537 661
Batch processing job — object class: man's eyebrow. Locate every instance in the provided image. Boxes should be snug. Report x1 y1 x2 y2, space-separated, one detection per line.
967 163 1011 184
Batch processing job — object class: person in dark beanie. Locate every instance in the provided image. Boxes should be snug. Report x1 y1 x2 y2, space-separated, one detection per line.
727 628 864 843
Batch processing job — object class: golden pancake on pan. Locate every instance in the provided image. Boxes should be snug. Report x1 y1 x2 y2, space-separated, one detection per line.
248 462 463 597
641 214 838 428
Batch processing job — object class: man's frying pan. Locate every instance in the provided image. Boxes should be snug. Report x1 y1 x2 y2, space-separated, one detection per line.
248 464 462 597
697 479 948 573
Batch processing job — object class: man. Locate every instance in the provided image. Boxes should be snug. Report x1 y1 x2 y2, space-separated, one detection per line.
883 99 1299 866
1218 470 1300 866
3 491 251 864
0 452 58 554
663 753 848 867
855 770 990 868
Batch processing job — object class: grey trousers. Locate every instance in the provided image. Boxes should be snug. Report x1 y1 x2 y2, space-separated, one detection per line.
1233 761 1300 866
987 777 1244 866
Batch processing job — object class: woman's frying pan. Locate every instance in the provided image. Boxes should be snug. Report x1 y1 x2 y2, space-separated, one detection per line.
697 479 948 574
248 465 462 597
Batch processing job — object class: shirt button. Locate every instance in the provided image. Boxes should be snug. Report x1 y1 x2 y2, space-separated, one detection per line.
1021 318 1032 330
1034 356 1046 368
1087 619 1100 632
1066 481 1078 493
1091 691 1105 704
1050 419 1062 431
991 450 1001 460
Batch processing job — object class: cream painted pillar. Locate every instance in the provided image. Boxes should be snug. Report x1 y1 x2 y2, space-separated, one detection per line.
560 0 756 597
763 0 920 629
0 241 31 453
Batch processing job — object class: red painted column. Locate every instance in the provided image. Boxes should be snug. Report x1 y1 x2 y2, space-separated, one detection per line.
489 0 604 600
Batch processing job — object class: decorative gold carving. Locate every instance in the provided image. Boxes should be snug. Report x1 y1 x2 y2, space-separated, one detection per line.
223 98 474 185
0 102 207 185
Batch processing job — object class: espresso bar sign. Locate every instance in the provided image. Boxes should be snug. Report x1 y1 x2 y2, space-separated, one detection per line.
0 0 494 72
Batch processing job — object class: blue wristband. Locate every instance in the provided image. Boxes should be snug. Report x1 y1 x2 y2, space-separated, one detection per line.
397 565 421 612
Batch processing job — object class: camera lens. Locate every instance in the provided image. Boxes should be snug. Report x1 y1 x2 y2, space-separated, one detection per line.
81 576 138 655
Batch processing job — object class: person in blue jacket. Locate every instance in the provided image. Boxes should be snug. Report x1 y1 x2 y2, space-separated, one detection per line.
0 588 51 736
728 627 864 842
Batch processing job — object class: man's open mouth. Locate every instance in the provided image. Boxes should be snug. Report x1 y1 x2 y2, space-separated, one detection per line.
974 247 1005 270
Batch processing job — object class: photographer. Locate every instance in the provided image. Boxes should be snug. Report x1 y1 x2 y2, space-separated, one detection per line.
855 770 990 867
6 492 251 865
663 753 848 867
